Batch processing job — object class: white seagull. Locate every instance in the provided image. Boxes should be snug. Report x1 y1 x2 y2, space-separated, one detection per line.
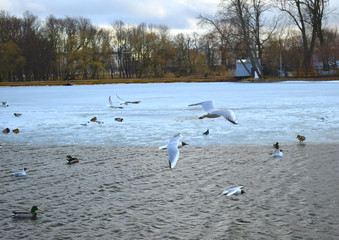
188 100 238 125
221 186 245 196
116 94 141 105
272 149 283 158
1 101 9 107
12 168 27 176
160 133 188 169
108 96 123 109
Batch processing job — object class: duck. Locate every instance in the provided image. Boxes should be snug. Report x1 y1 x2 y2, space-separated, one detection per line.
90 117 97 122
296 135 306 143
2 128 10 134
203 129 209 135
12 168 27 176
14 113 22 117
221 186 245 196
12 128 20 134
115 118 123 122
273 142 279 149
66 155 79 164
12 206 41 218
272 149 283 158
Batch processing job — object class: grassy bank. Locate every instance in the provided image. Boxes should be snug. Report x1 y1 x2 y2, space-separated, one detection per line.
0 75 338 87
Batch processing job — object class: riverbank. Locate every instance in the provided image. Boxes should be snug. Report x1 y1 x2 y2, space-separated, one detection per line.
1 75 338 87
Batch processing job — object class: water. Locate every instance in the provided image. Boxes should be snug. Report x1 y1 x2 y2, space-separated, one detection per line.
1 81 339 146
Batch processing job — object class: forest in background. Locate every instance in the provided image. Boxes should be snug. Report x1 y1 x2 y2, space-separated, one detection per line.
0 0 338 82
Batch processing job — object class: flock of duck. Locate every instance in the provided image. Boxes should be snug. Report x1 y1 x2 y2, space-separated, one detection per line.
2 96 311 218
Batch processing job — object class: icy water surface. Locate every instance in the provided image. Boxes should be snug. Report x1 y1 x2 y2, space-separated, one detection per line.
1 81 339 146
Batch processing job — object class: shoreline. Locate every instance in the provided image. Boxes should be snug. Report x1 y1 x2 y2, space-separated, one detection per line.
0 75 338 87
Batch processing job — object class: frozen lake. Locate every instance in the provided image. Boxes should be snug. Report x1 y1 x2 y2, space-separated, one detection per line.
1 81 338 146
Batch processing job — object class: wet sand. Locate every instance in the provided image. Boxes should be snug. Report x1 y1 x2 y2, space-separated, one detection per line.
0 143 338 239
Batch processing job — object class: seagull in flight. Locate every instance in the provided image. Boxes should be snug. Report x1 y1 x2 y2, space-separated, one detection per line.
188 100 238 125
221 186 245 196
116 94 141 105
1 101 9 107
108 96 123 109
160 133 188 169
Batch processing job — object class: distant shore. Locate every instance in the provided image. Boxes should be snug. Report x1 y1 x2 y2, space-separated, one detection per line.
0 75 338 87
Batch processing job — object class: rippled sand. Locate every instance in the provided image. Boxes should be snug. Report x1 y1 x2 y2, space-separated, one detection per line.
0 143 338 239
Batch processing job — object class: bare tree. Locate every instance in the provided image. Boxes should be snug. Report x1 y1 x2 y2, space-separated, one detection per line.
199 0 278 78
276 0 329 74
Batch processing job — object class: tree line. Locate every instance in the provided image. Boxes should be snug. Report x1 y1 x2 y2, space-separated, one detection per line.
0 0 338 81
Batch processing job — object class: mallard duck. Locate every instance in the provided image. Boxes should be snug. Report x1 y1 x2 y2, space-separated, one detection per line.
2 128 10 134
12 206 41 218
273 142 279 149
297 135 306 143
221 186 245 196
115 118 123 122
12 128 20 134
66 155 79 164
90 117 97 122
14 113 22 117
12 168 27 176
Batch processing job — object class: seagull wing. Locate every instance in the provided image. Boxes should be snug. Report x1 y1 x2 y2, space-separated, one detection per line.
167 134 182 168
188 100 216 113
116 95 126 105
167 143 180 169
213 109 238 124
108 96 113 106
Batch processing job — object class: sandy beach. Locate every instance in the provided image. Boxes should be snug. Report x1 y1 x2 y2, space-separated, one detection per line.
0 143 338 239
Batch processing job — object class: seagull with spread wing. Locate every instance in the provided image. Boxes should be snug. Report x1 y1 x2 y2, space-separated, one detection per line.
108 96 123 109
116 94 141 105
188 100 238 125
160 133 188 169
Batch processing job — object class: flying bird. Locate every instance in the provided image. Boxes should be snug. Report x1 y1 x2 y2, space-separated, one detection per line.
116 94 141 105
12 168 27 176
108 96 124 109
160 133 188 169
188 100 238 125
221 186 245 196
1 101 9 107
12 206 41 218
296 135 306 143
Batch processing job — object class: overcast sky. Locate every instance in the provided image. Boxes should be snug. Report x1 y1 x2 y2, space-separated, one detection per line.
1 0 338 34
